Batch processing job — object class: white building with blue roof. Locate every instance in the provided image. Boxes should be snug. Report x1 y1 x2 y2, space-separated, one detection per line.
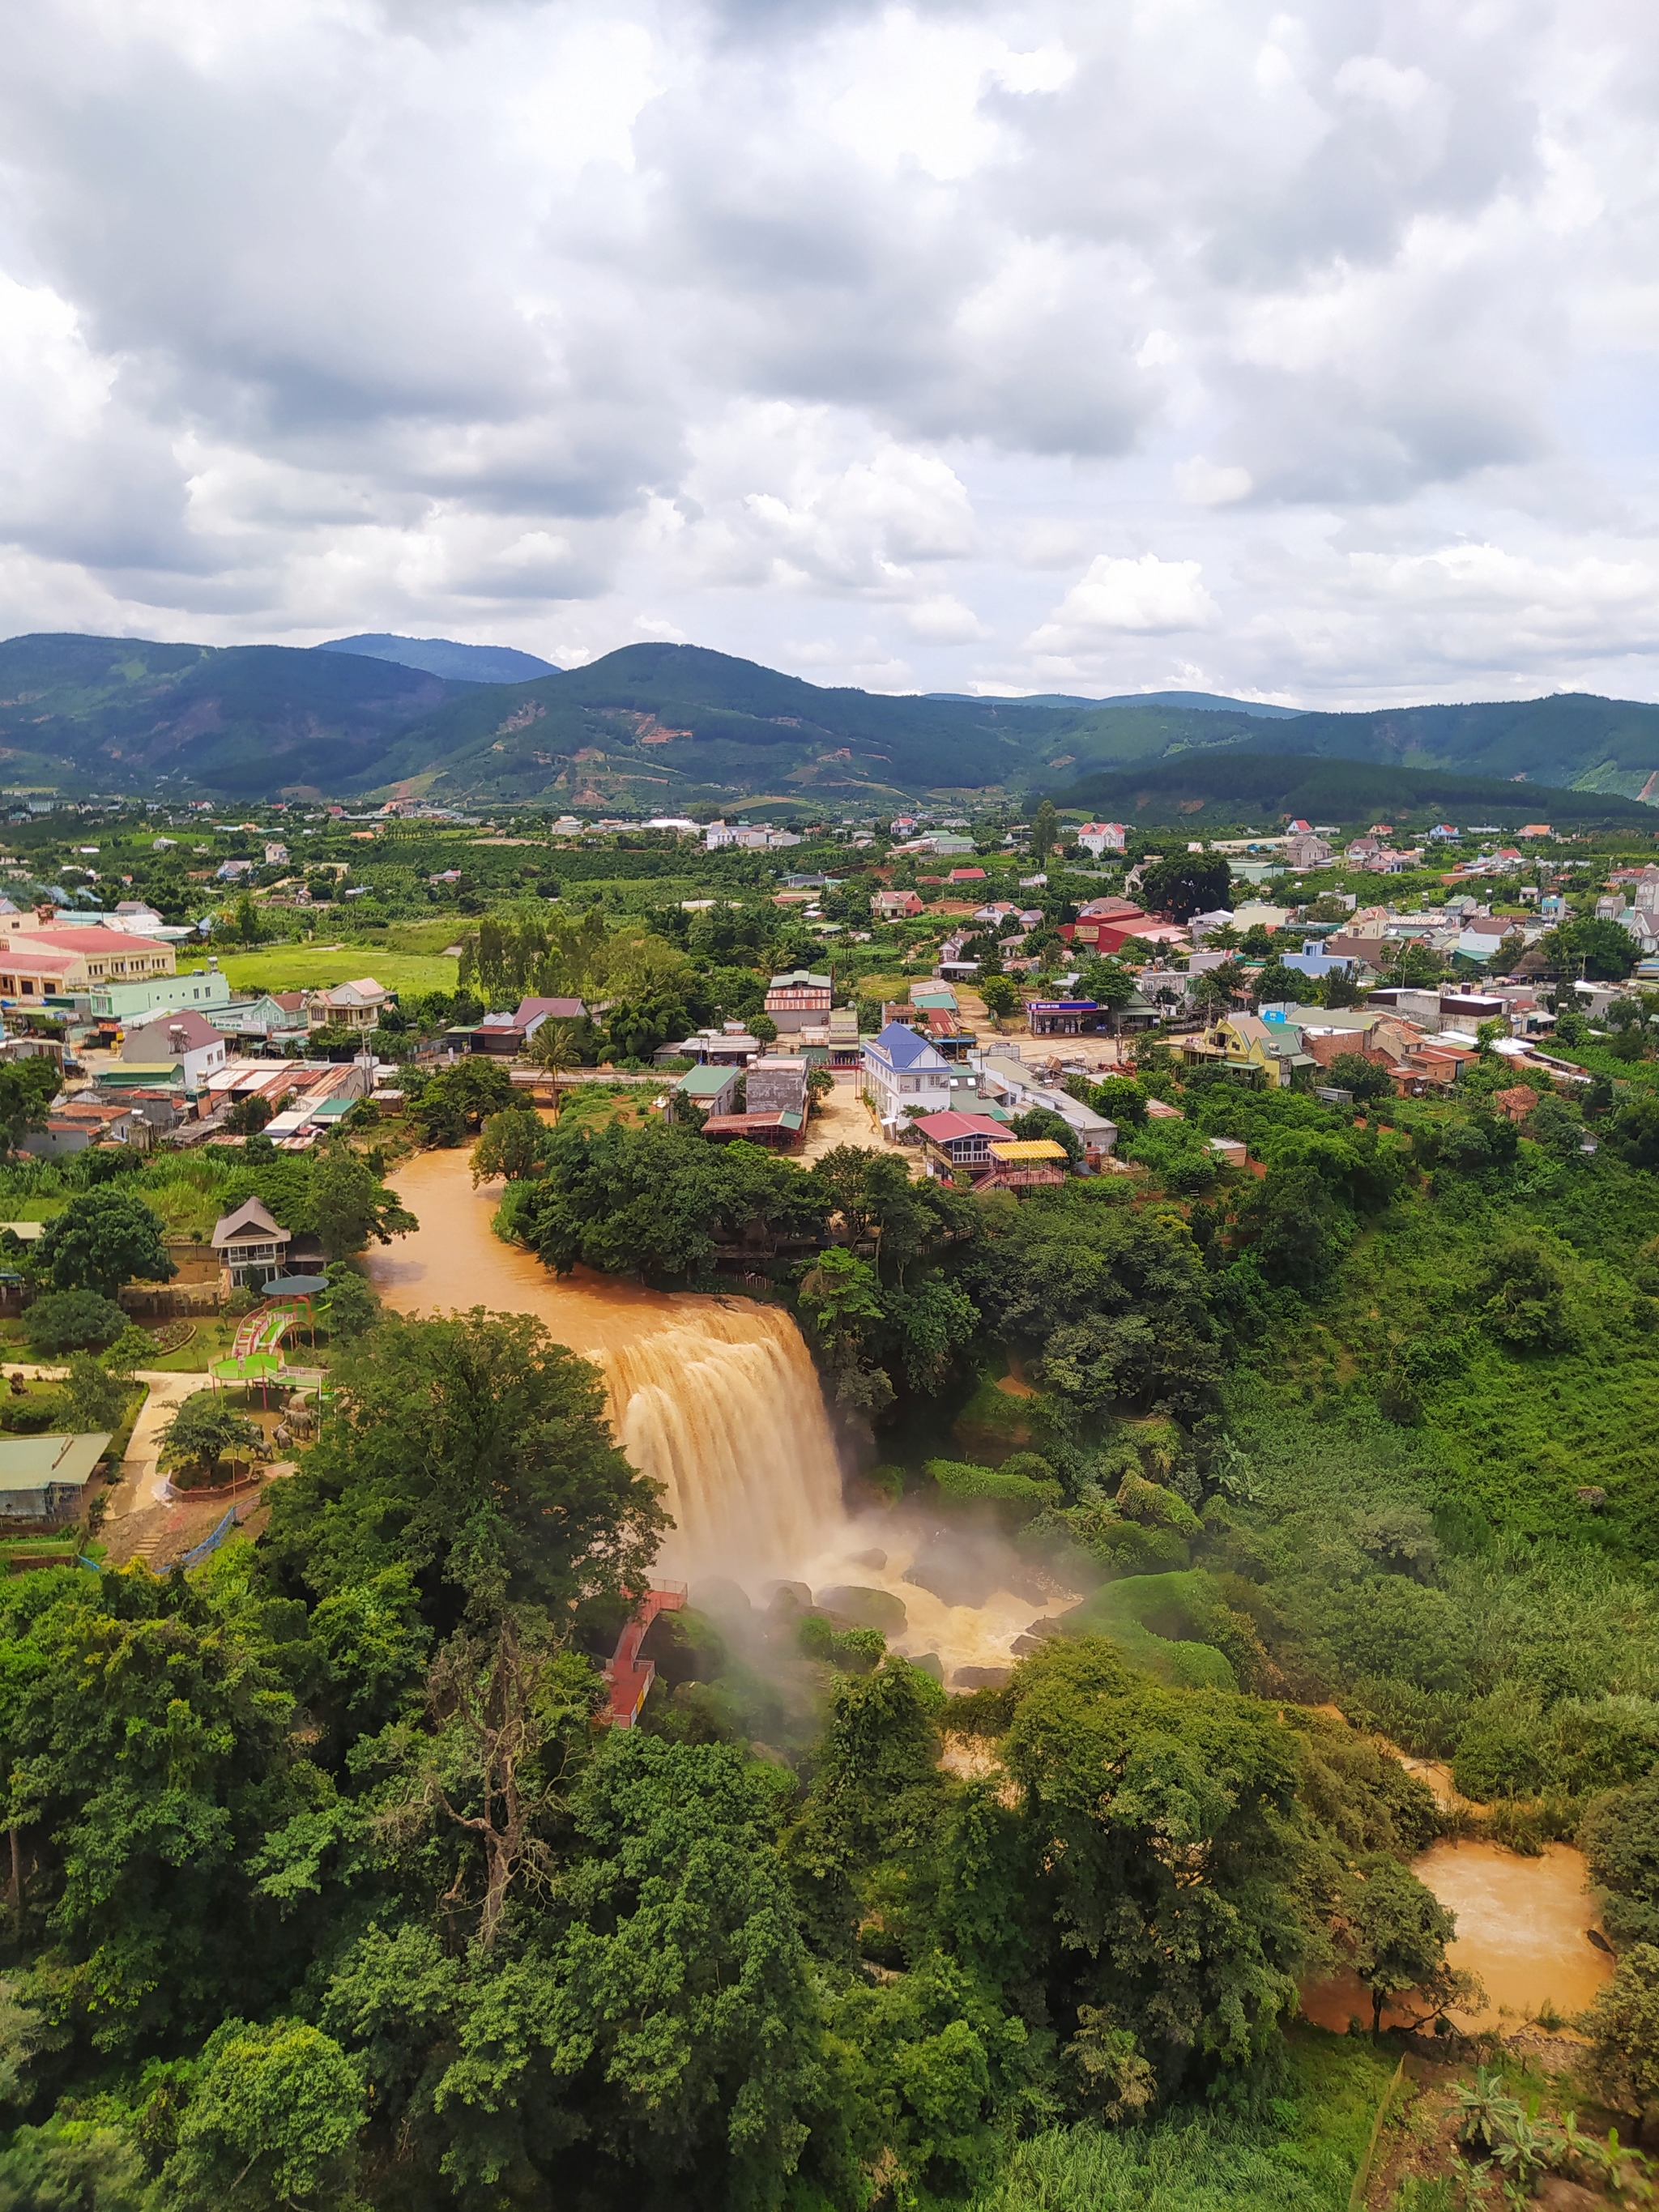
861 1020 953 1131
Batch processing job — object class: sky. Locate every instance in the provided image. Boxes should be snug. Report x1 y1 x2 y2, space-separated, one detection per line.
2 0 1659 708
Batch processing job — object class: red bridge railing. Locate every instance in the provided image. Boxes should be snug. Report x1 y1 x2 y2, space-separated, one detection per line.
603 1583 688 1728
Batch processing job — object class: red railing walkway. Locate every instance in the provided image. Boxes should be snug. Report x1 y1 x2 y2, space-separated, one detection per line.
603 1583 687 1727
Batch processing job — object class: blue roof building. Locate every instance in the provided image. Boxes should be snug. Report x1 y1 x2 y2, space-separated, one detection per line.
861 1020 953 1131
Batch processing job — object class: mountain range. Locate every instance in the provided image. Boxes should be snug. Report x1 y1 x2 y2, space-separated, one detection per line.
0 630 1657 826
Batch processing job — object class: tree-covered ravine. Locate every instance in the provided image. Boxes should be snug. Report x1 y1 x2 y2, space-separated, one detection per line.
10 1052 1659 2209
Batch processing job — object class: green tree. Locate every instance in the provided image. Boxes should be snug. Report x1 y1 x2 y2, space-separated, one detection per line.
1251 958 1307 1006
35 1190 175 1298
23 1289 130 1356
1009 1105 1081 1166
1077 958 1141 1012
1580 1771 1659 1950
160 1393 262 1485
1611 1093 1659 1171
795 1247 892 1414
471 1106 554 1186
1083 1074 1149 1128
412 1058 515 1146
979 975 1020 1027
1580 1943 1659 2129
1472 1236 1572 1351
1188 966 1241 1019
965 1183 1223 1420
1138 854 1232 923
1325 1051 1392 1102
319 1266 379 1343
262 1309 667 1621
224 1092 275 1136
0 1059 58 1154
1341 1853 1465 2031
0 1567 297 2051
232 891 262 948
751 1012 779 1043
1030 799 1059 863
59 1352 128 1434
1546 917 1640 981
0 2120 152 2210
162 2017 366 2211
527 1016 581 1121
312 1138 418 1262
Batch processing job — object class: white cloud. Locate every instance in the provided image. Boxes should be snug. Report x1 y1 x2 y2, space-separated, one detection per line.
1028 555 1221 648
1175 457 1254 507
0 0 1654 714
902 592 987 642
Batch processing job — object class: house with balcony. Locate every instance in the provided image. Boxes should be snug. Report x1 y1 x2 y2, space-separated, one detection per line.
211 1196 292 1289
861 1021 953 1131
307 977 390 1032
913 1110 1012 1179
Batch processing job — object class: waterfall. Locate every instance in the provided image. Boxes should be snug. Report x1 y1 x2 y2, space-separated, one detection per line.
369 1151 1044 1673
600 1304 846 1583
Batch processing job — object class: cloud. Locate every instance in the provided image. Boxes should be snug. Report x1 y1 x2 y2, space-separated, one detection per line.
0 0 1652 716
1028 556 1221 649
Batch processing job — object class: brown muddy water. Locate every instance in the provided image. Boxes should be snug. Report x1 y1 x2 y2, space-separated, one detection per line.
366 1148 1039 1677
1300 1840 1613 2034
375 1157 1620 2020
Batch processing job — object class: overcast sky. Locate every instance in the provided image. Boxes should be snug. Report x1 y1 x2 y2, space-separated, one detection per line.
2 0 1657 706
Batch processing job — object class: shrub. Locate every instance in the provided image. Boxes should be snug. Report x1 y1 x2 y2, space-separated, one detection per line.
23 1288 130 1355
928 1454 1062 1524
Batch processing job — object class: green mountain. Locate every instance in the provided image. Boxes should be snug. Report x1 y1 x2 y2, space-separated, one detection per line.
1047 752 1659 832
0 633 463 798
1237 693 1659 801
928 688 1304 718
318 634 560 684
2 632 1658 817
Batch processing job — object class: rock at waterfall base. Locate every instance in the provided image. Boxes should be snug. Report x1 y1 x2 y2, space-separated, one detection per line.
815 1584 908 1634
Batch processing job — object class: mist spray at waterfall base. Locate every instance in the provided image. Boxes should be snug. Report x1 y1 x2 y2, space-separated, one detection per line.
604 1304 1043 1677
369 1152 1046 1681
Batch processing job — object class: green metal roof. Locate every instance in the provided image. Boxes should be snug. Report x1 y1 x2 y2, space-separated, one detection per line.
677 1064 737 1096
778 1109 804 1132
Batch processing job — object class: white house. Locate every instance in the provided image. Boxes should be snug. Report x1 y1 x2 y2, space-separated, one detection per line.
120 1008 228 1088
307 978 390 1032
861 1021 953 1130
1076 822 1128 857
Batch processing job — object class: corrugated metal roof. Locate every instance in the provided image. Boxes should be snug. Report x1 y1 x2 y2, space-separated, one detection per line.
988 1138 1068 1161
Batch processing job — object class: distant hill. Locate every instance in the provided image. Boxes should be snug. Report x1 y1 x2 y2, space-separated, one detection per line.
1047 751 1659 831
928 688 1303 718
1226 693 1659 801
0 633 464 798
2 631 1658 814
319 633 560 684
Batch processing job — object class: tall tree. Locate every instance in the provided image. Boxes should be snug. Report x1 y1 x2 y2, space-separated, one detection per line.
1137 854 1233 923
312 1139 418 1262
262 1309 668 1622
34 1189 175 1298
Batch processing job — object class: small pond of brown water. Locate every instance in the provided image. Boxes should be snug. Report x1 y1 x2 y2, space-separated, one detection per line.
1301 1839 1613 2033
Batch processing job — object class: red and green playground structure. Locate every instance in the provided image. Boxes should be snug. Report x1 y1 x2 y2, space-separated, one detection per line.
208 1274 335 1412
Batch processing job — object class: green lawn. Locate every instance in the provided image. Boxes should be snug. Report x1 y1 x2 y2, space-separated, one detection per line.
178 944 458 995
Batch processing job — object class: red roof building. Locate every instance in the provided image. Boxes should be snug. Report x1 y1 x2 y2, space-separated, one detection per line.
913 1110 1013 1175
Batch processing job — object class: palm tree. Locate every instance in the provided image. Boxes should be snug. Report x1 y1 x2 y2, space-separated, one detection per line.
527 1019 578 1119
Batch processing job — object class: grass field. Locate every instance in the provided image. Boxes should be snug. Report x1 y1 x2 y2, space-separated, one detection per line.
178 944 458 995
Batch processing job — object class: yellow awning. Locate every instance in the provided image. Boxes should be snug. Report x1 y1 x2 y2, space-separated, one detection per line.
987 1139 1068 1161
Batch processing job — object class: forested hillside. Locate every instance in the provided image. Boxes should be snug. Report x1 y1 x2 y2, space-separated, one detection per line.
6 629 1659 814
